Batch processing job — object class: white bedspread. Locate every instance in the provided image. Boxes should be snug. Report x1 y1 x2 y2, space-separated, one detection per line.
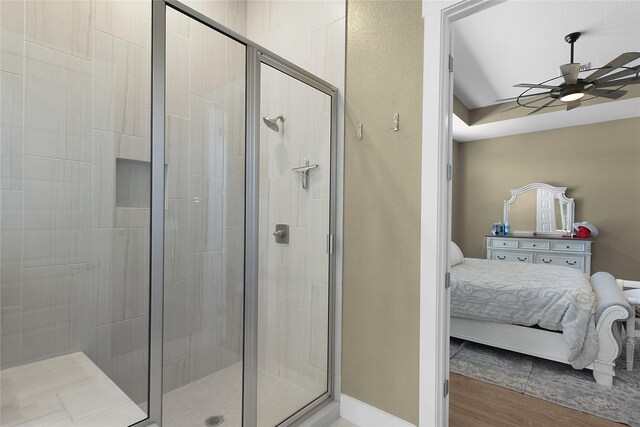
450 258 598 369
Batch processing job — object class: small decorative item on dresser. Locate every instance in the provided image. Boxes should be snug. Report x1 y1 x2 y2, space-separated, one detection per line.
491 223 504 236
573 222 599 239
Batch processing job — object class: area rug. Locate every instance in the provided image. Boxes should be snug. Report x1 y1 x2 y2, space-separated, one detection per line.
450 337 640 426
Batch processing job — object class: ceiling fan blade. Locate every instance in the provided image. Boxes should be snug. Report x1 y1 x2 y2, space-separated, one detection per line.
588 89 628 99
566 100 581 111
594 65 640 83
585 52 640 83
595 76 640 88
514 83 560 90
500 95 552 112
560 63 580 84
527 98 557 116
495 92 551 103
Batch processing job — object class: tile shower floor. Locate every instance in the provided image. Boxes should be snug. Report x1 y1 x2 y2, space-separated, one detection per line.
162 363 319 427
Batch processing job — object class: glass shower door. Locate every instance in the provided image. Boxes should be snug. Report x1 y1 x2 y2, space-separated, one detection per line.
256 63 333 426
161 5 246 427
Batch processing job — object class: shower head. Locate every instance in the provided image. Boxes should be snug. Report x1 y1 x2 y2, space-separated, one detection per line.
262 114 286 132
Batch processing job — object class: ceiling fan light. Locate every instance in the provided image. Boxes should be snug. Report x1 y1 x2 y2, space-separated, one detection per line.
560 91 585 102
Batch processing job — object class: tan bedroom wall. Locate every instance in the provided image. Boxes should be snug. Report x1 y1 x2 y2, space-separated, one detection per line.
452 117 640 280
342 0 423 424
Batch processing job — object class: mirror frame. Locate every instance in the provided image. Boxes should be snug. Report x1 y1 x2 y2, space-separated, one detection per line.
503 182 575 236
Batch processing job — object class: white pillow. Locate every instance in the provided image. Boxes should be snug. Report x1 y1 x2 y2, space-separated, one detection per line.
450 241 464 267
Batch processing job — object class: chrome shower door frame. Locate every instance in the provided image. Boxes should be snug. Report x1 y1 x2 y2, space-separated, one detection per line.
143 1 339 426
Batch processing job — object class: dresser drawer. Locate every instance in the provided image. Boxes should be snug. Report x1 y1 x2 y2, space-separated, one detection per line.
520 240 550 250
489 238 519 249
491 252 533 263
536 254 583 271
550 241 586 252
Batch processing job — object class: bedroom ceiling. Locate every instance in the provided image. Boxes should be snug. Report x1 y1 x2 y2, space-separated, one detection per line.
453 1 640 110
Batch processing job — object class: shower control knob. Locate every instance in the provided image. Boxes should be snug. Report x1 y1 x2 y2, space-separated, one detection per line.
273 224 289 244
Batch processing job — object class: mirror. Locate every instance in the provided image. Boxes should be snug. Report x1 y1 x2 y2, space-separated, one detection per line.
503 183 574 235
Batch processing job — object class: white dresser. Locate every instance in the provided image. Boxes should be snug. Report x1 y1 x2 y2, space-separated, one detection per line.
485 235 592 275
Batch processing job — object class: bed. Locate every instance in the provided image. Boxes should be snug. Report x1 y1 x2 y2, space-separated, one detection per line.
450 257 633 386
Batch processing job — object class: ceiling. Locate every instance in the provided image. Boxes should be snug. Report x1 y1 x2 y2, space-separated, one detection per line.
453 1 640 110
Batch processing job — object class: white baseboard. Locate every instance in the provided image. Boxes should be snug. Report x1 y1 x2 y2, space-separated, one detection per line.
340 394 416 427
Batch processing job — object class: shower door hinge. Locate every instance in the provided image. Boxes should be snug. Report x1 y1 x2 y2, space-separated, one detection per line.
445 272 451 289
447 164 453 181
444 379 449 397
327 234 334 254
448 55 454 73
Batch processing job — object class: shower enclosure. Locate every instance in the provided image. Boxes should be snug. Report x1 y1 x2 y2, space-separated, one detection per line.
0 1 337 426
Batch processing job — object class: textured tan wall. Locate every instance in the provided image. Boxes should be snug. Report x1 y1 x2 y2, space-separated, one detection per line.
452 117 640 280
342 0 423 424
453 95 470 125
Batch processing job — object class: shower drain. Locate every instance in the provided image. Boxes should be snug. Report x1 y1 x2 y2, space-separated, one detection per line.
205 415 225 426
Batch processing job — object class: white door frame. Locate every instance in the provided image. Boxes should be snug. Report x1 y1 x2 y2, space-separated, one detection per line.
419 1 506 426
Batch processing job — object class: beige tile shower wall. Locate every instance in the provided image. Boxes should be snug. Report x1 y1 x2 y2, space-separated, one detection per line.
247 0 345 395
1 0 95 369
0 0 153 405
342 1 423 424
1 0 25 372
86 0 151 404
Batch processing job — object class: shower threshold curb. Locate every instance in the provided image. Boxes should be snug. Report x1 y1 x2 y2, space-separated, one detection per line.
299 400 340 427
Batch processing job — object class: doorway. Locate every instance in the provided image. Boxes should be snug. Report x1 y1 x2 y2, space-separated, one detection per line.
421 1 640 426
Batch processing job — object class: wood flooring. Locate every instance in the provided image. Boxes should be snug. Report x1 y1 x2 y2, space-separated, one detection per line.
449 373 628 427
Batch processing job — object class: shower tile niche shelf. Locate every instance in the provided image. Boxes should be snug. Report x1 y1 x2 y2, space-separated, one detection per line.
115 158 168 209
115 158 151 208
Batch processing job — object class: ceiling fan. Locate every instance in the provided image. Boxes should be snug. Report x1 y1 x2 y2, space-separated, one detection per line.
499 32 640 115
